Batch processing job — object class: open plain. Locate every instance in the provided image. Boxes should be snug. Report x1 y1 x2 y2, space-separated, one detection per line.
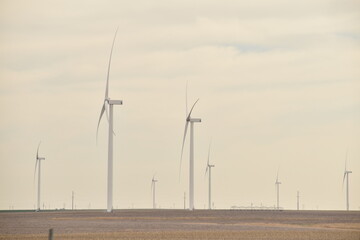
0 209 359 240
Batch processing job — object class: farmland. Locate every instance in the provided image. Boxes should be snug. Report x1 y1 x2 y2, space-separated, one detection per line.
0 209 359 239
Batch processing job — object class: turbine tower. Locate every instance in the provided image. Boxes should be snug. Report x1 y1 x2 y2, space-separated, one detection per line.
151 176 158 209
96 28 123 213
34 142 45 212
72 191 74 211
343 151 352 211
275 171 281 210
297 191 300 211
183 192 186 209
205 142 215 210
180 85 201 211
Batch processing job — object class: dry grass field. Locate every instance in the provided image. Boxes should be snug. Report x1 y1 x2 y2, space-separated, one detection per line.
0 209 359 239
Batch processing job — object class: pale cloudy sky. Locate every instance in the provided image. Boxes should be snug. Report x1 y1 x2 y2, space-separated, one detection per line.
0 0 359 210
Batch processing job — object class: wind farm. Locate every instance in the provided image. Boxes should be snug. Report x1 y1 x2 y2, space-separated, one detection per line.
1 1 360 239
0 26 359 240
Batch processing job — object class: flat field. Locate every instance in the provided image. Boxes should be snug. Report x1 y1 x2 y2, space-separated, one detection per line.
0 209 359 239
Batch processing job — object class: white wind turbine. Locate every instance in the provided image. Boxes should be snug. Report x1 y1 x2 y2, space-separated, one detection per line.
151 175 158 209
34 142 45 212
205 142 215 210
297 191 300 211
180 85 201 211
343 151 352 211
96 28 123 213
275 170 281 210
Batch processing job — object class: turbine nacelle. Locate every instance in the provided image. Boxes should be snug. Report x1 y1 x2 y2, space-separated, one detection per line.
189 118 201 123
108 99 123 105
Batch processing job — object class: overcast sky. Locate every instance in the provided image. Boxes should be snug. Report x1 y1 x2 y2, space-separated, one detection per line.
0 0 359 211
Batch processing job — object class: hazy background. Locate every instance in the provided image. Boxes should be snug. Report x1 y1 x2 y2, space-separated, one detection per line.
0 0 359 211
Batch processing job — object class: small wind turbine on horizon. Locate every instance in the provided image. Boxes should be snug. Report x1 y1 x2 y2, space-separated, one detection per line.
34 141 45 212
151 175 158 209
275 170 281 210
72 191 74 211
205 141 215 210
297 191 300 211
96 28 123 213
180 83 201 211
343 151 352 211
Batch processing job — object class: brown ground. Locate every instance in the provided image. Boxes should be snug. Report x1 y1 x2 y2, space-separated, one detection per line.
0 209 359 239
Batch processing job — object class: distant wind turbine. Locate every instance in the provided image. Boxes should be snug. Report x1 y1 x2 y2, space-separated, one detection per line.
275 170 281 210
205 141 215 210
34 141 45 212
96 28 123 213
343 151 352 211
180 84 201 211
297 191 300 211
151 175 158 209
72 191 74 211
183 192 186 209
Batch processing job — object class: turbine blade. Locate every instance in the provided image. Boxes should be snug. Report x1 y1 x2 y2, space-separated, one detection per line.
34 141 41 183
151 173 156 192
205 141 211 176
105 103 117 136
343 149 348 190
34 159 38 183
187 99 199 119
179 121 189 180
36 141 41 159
345 149 348 172
207 141 211 166
185 81 188 117
105 102 110 123
105 27 119 100
96 103 106 143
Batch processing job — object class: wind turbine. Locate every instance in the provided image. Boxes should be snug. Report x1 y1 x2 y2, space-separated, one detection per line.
151 175 158 209
297 191 300 211
34 141 45 212
96 28 123 213
180 84 201 211
205 142 215 210
275 170 281 210
343 151 352 211
72 191 74 211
